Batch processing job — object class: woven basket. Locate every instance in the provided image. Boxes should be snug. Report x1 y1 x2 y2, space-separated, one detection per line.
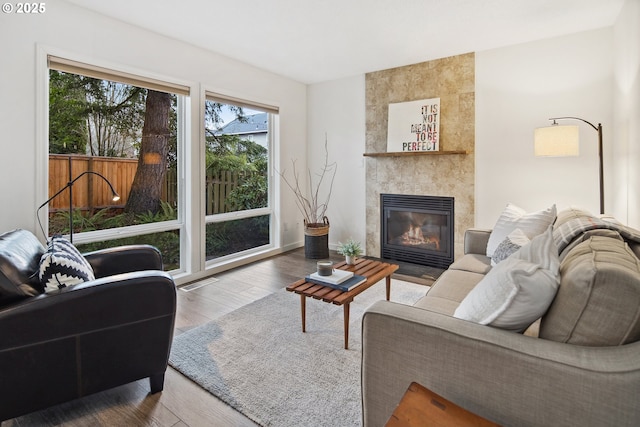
304 217 330 236
304 217 329 259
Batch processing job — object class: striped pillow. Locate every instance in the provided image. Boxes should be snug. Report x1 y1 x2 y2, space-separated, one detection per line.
455 226 560 332
486 203 557 258
39 236 95 292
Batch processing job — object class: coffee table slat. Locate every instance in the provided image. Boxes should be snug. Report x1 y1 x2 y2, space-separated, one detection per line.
307 284 329 297
312 287 335 298
287 281 315 293
355 262 386 277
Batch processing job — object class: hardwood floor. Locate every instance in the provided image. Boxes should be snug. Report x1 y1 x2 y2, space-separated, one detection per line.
5 248 345 427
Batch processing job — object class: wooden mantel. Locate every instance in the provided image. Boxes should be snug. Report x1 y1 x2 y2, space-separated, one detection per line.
363 150 468 157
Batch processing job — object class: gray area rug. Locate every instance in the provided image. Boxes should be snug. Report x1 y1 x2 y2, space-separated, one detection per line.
168 279 428 427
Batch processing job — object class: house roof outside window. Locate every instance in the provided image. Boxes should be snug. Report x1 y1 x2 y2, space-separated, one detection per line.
216 112 267 137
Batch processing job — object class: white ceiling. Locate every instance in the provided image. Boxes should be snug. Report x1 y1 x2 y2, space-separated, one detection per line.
65 0 625 84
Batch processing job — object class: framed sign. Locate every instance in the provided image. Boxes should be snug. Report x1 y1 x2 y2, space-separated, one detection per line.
387 98 440 152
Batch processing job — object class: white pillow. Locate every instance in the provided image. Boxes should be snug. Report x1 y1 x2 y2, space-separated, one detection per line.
454 226 560 332
486 203 557 258
491 228 530 266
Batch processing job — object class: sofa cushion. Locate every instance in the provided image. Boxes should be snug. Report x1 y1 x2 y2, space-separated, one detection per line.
540 235 640 346
486 203 556 258
448 254 492 275
454 226 560 332
415 269 485 315
39 236 95 292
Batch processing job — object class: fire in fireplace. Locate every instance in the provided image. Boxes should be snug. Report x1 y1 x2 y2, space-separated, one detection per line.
381 194 454 269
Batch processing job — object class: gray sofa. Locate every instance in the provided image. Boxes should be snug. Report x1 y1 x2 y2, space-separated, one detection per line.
362 209 640 427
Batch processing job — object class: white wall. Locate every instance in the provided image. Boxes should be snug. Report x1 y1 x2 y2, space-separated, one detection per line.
613 0 640 229
306 75 367 251
310 27 623 237
0 0 307 277
475 28 614 228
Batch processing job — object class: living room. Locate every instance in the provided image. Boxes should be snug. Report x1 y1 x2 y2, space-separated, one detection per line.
1 0 639 425
1 0 638 275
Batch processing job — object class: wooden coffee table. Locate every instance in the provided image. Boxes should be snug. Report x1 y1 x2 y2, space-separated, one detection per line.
286 258 399 349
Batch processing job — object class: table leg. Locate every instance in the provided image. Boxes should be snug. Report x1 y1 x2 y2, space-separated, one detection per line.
344 303 350 349
300 294 306 333
386 275 391 301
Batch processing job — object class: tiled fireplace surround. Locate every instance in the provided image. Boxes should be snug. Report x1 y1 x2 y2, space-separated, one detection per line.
365 53 475 262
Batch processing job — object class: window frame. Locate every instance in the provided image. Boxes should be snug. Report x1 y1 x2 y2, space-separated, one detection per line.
40 50 190 274
203 92 278 265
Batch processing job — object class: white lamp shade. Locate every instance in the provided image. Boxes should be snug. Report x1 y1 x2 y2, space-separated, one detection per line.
534 125 579 157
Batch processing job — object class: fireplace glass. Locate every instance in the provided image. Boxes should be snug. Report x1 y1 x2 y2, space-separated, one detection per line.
381 194 454 268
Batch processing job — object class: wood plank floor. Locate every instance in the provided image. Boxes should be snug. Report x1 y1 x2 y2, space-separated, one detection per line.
5 248 346 427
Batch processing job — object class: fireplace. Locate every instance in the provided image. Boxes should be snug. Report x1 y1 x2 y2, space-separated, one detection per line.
380 194 454 269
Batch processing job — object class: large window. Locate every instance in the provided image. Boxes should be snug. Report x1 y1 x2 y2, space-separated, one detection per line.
203 94 276 260
45 56 187 271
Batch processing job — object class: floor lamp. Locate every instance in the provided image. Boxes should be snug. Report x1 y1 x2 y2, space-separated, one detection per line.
37 156 121 243
534 116 604 214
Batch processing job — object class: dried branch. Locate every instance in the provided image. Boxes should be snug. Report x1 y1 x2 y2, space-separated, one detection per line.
278 135 337 225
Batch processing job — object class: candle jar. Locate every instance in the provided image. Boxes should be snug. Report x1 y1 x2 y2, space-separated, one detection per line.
317 261 333 276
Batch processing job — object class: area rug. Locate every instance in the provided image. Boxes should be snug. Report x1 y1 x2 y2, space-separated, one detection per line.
168 279 428 427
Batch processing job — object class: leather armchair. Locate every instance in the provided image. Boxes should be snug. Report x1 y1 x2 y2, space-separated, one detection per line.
0 229 177 422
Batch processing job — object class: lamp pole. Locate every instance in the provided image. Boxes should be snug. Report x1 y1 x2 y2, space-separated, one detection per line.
68 156 74 243
549 117 604 214
37 156 120 243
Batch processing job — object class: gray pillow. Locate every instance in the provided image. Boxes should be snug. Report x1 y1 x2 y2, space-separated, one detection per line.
540 235 640 346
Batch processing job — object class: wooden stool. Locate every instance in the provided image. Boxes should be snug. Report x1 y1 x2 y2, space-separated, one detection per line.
385 382 501 427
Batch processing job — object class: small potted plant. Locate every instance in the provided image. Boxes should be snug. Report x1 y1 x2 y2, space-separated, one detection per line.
337 238 362 265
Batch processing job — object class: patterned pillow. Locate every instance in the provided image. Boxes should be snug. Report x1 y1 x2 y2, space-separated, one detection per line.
39 236 95 292
491 228 530 266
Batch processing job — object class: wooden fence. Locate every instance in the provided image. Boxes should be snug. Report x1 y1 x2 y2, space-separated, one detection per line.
48 154 137 212
48 154 244 215
206 170 240 215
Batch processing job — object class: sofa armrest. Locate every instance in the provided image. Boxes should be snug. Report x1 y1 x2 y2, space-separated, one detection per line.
83 244 163 277
362 301 640 427
464 228 491 255
0 271 176 351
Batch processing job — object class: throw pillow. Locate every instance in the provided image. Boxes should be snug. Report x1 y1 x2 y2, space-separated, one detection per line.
39 236 95 293
491 228 530 266
454 226 560 332
540 235 640 346
486 203 557 258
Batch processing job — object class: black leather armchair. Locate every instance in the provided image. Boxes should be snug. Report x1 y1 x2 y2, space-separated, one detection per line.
0 229 177 422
